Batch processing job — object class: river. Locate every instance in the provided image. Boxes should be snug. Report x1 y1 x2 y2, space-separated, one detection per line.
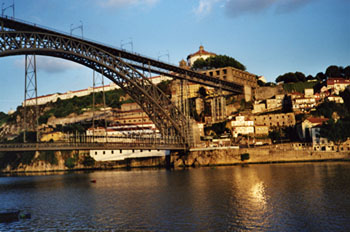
1 162 350 231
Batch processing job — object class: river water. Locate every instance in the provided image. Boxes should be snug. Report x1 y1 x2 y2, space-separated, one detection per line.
1 162 350 231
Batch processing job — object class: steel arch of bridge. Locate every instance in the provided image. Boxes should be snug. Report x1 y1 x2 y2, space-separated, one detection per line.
0 30 192 148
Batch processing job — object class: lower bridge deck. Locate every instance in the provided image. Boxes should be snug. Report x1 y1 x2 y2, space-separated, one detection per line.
0 142 186 152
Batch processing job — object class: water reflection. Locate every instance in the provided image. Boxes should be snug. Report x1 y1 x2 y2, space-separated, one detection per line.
0 162 350 231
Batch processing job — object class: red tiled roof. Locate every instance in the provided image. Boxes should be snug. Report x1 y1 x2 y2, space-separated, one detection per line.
187 46 216 60
327 78 350 85
306 117 328 125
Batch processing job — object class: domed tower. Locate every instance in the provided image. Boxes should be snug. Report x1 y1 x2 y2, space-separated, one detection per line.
186 45 216 67
179 59 188 69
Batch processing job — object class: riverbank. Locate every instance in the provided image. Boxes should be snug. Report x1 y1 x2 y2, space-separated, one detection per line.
172 146 350 167
1 146 350 174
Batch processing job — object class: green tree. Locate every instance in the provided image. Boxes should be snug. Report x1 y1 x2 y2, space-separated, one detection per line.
326 65 343 78
276 72 306 83
192 55 246 71
320 119 350 150
64 157 76 169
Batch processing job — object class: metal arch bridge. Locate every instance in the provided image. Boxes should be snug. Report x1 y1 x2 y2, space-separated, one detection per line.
0 16 243 149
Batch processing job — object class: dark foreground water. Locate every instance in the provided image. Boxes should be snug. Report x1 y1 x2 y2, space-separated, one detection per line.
1 162 350 231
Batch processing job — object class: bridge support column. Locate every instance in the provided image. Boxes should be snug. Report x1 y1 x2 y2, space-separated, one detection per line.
23 55 39 143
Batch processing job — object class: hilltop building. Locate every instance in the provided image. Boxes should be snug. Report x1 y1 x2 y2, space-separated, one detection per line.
186 45 216 67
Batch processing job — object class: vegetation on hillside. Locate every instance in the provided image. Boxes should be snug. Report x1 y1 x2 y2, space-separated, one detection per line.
276 65 350 84
320 119 350 148
39 88 127 124
0 112 9 127
192 55 246 71
283 81 318 93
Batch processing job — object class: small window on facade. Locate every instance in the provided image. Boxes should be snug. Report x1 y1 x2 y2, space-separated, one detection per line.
95 151 97 155
111 150 114 154
216 70 220 75
223 69 227 74
103 151 105 155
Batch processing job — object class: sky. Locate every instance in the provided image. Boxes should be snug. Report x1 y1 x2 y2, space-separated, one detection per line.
0 0 349 113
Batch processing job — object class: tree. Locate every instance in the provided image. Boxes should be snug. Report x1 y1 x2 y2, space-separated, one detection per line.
315 72 327 81
276 72 300 83
320 119 350 150
326 65 343 78
344 66 350 78
295 72 306 82
192 55 246 71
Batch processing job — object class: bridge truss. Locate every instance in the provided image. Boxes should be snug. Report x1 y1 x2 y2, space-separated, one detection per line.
0 16 244 149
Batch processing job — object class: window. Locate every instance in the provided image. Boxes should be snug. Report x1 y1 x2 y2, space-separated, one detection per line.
216 70 220 75
103 151 105 155
223 69 227 74
209 72 213 76
111 150 114 154
95 151 97 155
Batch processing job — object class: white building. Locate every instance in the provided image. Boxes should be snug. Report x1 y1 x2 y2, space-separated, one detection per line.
327 95 344 104
22 75 171 107
90 149 169 162
187 45 216 67
229 116 254 137
327 78 350 95
292 97 316 112
301 117 328 143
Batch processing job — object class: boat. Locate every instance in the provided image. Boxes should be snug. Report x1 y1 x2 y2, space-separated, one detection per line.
0 209 20 223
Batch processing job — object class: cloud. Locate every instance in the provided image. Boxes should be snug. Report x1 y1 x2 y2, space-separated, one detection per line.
99 0 159 8
194 0 316 17
275 0 315 13
194 0 221 16
15 56 81 74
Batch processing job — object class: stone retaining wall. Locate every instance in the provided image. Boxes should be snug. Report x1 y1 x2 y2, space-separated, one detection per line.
172 148 350 167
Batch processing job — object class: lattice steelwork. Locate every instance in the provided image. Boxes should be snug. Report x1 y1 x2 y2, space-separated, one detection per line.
92 69 108 142
23 54 38 142
0 31 192 147
0 17 250 148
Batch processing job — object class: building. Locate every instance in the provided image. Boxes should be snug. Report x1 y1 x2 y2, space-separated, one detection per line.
113 102 152 125
228 116 254 137
252 102 266 114
327 95 344 104
22 75 170 107
187 45 216 67
292 97 316 113
254 125 269 136
301 117 328 142
200 67 258 89
23 82 120 106
327 78 350 94
40 131 67 142
304 88 314 98
266 98 283 111
90 149 169 162
252 113 296 128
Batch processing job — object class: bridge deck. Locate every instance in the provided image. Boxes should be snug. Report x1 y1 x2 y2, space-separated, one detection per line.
0 143 186 152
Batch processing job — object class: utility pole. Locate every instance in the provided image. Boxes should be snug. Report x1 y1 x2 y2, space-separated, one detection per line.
70 20 83 38
120 38 133 52
1 0 15 18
